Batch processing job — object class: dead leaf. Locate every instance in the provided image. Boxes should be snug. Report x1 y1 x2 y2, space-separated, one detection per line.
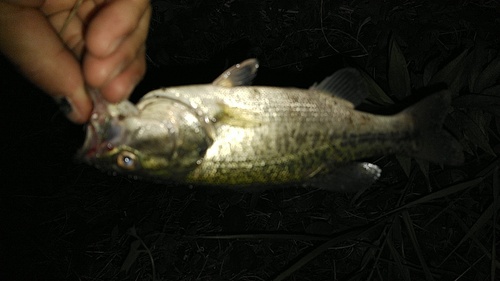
396 155 411 177
423 56 443 86
120 240 142 273
360 70 394 105
473 53 500 93
452 110 495 155
468 45 490 93
429 49 469 95
453 86 500 117
388 36 411 100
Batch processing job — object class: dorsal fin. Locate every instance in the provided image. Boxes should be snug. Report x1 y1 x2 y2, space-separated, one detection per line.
311 68 368 107
212 59 259 87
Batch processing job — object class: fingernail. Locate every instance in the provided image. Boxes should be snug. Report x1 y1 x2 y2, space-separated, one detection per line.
54 97 83 123
55 97 73 115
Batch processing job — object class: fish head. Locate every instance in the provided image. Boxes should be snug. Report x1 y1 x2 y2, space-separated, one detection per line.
79 91 213 181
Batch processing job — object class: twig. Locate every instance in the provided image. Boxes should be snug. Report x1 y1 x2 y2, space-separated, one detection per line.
59 0 83 36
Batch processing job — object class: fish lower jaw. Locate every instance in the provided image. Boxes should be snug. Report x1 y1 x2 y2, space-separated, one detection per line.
79 124 101 159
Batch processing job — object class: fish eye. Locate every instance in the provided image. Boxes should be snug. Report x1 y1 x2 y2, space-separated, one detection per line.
116 151 138 171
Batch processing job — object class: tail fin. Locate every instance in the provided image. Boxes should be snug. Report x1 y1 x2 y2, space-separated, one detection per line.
401 90 464 165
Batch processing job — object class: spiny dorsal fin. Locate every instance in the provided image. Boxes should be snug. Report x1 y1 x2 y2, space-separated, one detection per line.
212 59 259 87
311 68 368 107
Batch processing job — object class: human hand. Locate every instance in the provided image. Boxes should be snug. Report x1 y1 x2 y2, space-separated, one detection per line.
0 0 151 123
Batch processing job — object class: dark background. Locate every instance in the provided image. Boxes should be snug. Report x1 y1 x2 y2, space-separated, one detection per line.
1 1 499 280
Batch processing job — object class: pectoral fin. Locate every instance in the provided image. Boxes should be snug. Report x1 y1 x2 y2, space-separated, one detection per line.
214 103 263 128
306 162 381 192
212 59 260 87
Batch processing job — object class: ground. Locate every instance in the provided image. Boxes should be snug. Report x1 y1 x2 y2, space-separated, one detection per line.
1 1 499 280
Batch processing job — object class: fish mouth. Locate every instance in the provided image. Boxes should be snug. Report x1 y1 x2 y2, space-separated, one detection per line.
78 123 100 162
78 89 136 164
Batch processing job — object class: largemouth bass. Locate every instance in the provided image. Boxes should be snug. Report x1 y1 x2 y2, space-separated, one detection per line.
80 59 463 191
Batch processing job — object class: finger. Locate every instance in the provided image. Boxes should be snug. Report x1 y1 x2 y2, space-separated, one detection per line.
100 46 147 103
84 3 150 89
0 2 91 123
1 0 45 7
86 0 150 58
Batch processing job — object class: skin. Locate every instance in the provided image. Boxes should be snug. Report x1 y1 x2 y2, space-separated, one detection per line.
0 0 151 123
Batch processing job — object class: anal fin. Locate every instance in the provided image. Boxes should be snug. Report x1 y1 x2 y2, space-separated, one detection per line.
306 162 381 193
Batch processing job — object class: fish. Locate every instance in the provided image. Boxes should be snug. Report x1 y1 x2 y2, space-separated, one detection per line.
79 58 463 191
